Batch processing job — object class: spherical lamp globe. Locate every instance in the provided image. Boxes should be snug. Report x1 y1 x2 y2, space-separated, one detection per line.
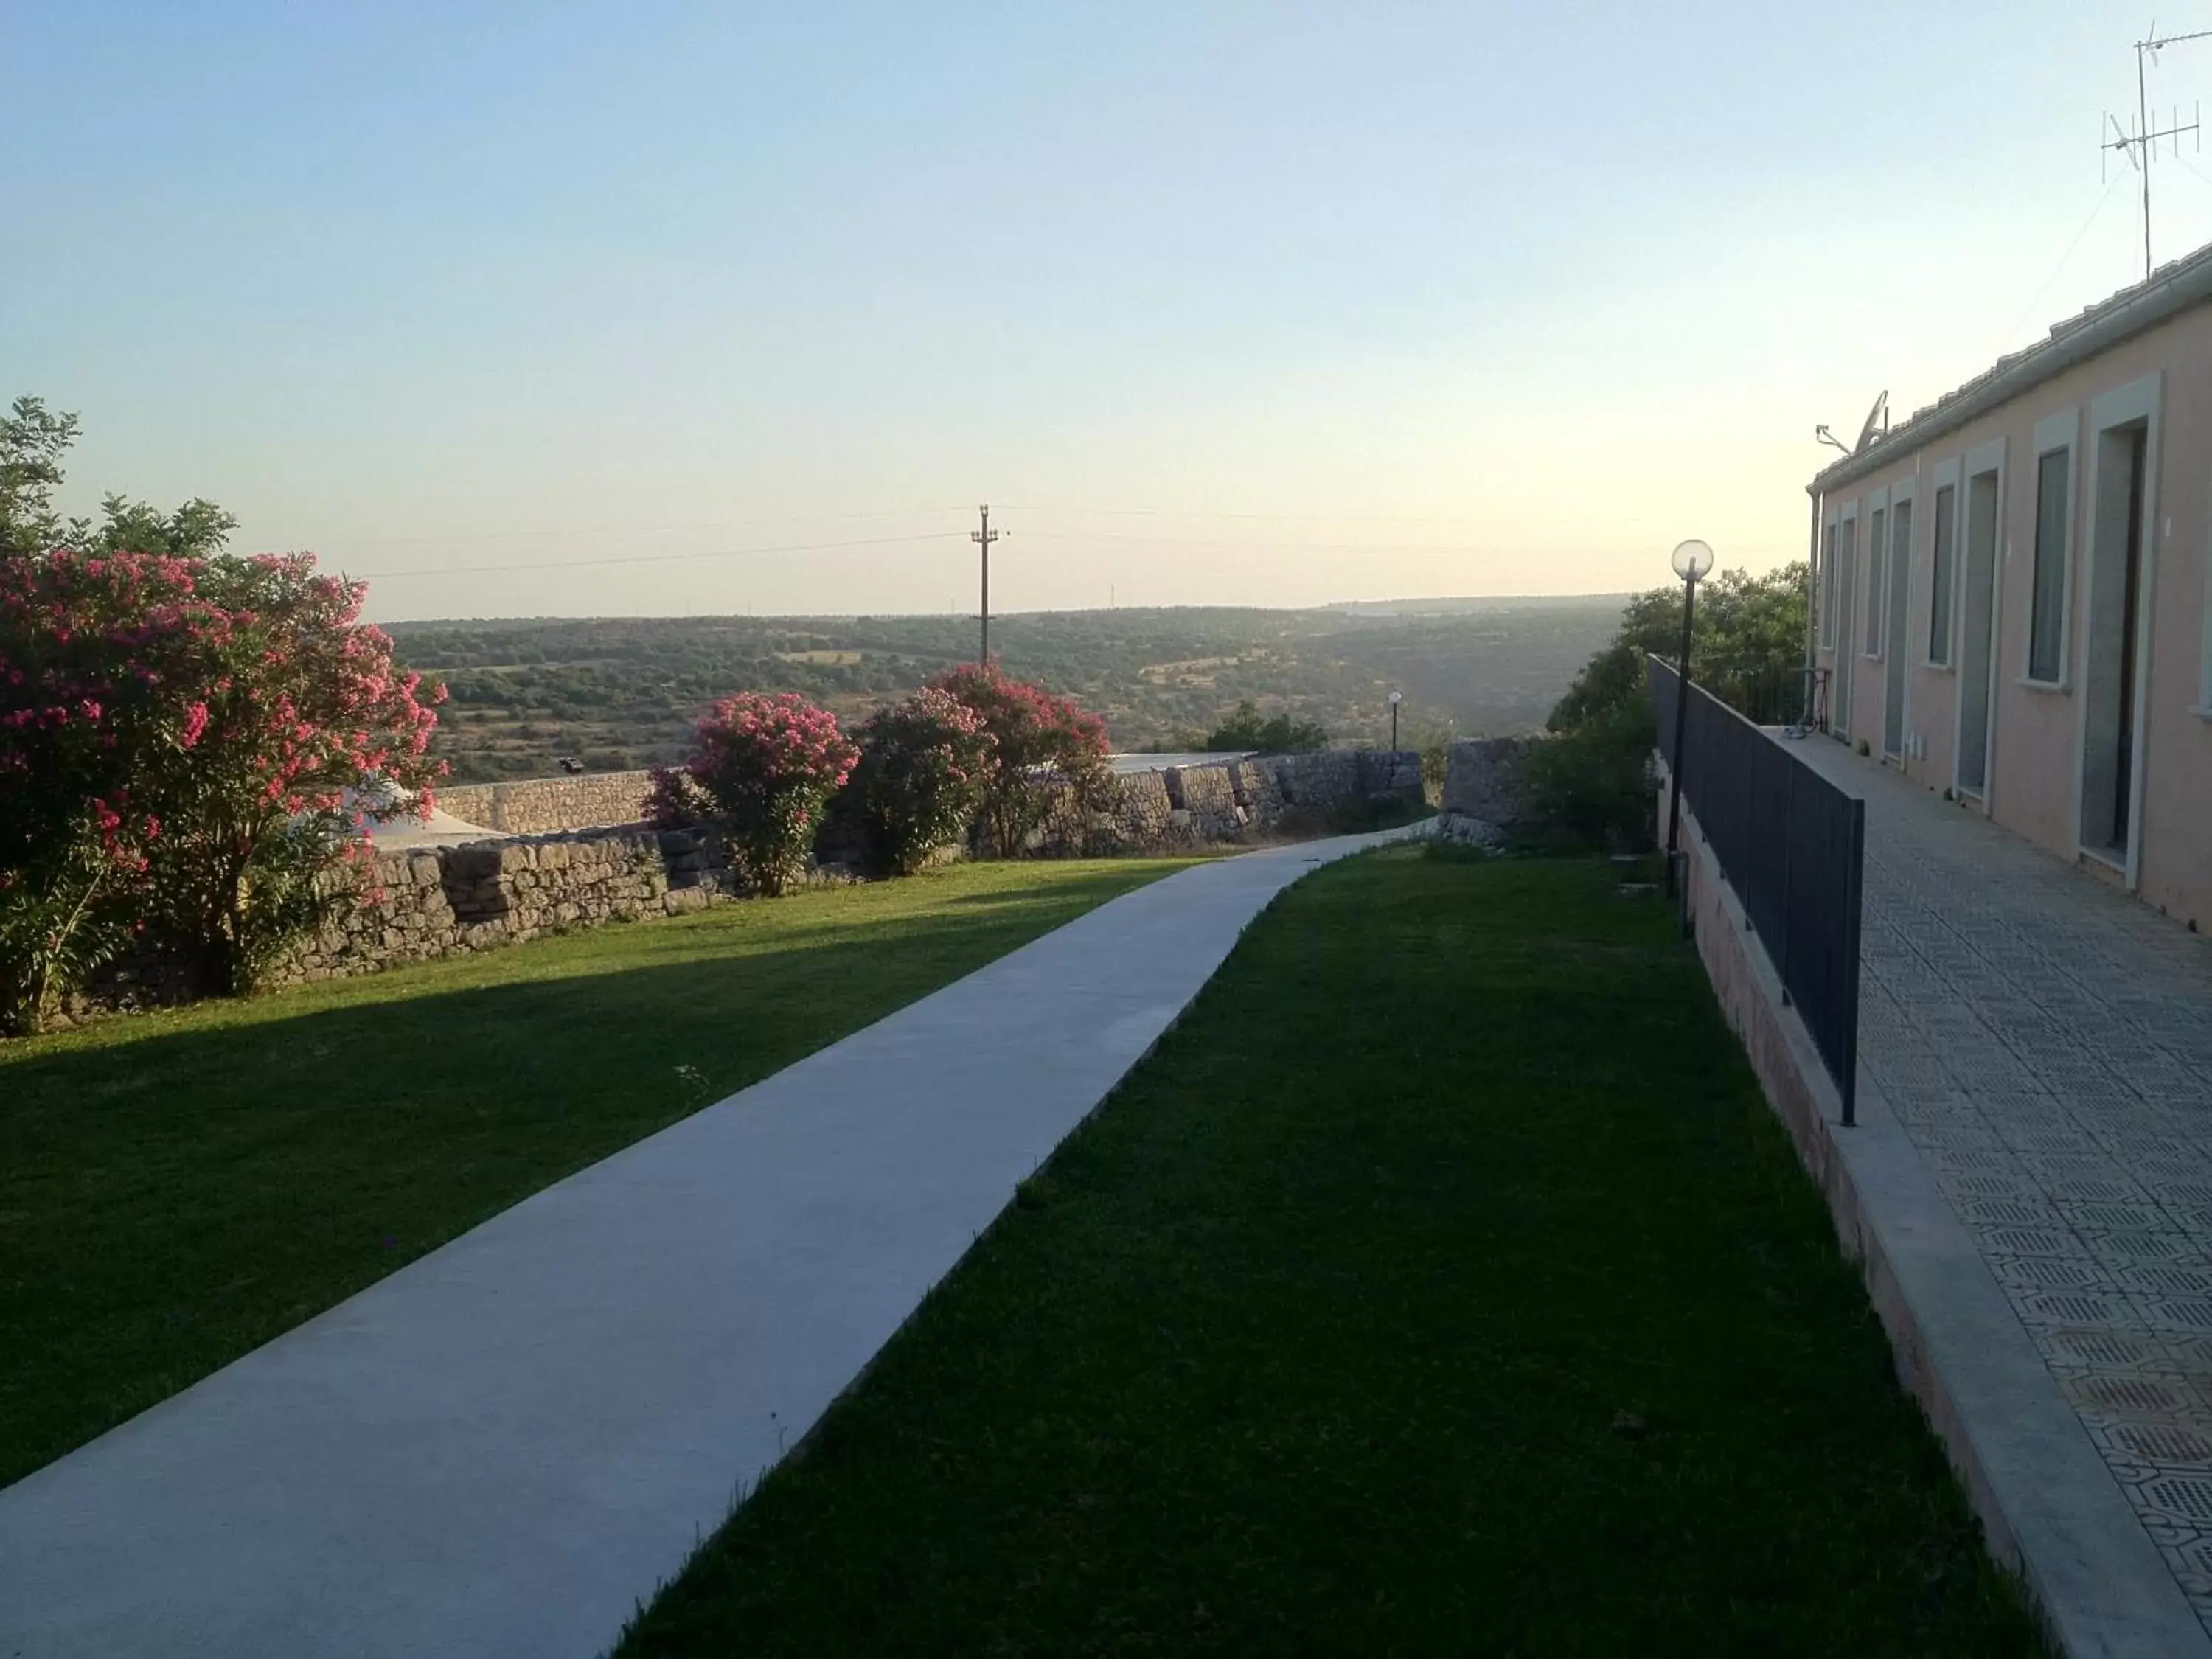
1671 538 1716 582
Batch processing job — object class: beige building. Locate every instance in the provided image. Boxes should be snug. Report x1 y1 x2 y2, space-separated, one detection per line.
1808 244 2212 933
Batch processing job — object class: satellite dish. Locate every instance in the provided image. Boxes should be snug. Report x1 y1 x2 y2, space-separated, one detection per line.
1854 389 1890 452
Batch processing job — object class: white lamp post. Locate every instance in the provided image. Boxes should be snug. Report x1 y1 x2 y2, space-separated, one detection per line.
1387 689 1403 750
1664 539 1716 895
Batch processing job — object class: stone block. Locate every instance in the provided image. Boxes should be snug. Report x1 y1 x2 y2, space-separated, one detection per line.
1442 737 1537 825
446 844 502 880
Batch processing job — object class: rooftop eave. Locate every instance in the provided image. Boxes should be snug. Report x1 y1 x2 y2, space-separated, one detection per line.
1806 240 2212 497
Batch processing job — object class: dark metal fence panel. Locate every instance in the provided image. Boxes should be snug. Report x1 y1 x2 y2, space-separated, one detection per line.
1647 655 1863 1122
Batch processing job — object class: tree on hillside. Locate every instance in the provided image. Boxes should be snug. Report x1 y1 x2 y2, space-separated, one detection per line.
1528 563 1808 849
86 494 239 559
0 394 237 562
1550 563 1809 734
1204 699 1328 754
1 397 79 559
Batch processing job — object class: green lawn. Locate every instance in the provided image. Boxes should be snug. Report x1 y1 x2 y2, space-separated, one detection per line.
0 858 1192 1490
618 849 2046 1657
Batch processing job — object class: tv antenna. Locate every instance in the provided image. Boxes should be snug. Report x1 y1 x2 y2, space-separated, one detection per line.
2104 21 2208 281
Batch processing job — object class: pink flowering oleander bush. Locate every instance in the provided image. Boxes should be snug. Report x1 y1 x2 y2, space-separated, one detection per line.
649 692 857 897
0 550 173 1028
925 662 1112 857
849 687 996 876
0 549 445 1026
141 553 446 993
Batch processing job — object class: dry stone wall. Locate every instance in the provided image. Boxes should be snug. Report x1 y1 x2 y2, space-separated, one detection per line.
63 750 1425 1023
276 826 754 985
1437 737 1540 848
1029 749 1423 855
437 771 656 835
272 747 1425 984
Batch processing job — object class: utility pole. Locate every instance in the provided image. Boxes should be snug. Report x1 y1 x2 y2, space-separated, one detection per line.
2104 27 2208 281
972 504 999 663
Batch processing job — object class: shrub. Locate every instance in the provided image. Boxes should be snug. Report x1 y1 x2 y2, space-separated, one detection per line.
650 692 857 895
925 663 1110 858
0 801 151 1035
849 688 995 875
1408 720 1456 807
0 549 445 1020
136 554 445 994
0 552 179 1027
1531 564 1804 853
1518 701 1657 852
1205 698 1328 754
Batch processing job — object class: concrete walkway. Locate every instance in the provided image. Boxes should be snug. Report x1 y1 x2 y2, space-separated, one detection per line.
1792 740 2212 1638
0 831 1409 1659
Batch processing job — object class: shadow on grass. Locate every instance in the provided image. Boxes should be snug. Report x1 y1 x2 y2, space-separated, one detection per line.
0 863 1170 1490
891 866 1192 912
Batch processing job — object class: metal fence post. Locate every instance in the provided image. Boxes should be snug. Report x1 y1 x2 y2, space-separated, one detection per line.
1777 759 1795 1008
1839 799 1865 1129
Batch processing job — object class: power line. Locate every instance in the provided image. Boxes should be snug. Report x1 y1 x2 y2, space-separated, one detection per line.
2168 145 2212 198
1018 530 1739 557
349 531 968 581
298 501 1753 560
338 515 1796 585
1995 175 2124 356
1000 503 1709 528
322 506 974 549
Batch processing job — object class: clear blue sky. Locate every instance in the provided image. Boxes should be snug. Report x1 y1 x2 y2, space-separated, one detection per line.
7 1 2205 619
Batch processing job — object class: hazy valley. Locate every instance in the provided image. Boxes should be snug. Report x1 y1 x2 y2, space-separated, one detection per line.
391 597 1628 782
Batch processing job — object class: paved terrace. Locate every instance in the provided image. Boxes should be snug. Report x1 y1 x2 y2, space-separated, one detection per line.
1792 738 2212 1632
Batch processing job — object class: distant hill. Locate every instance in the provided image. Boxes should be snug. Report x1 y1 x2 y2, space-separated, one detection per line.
389 599 1627 783
1320 593 1634 617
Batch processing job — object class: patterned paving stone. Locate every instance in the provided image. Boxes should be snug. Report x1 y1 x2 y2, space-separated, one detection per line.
1792 740 2212 1632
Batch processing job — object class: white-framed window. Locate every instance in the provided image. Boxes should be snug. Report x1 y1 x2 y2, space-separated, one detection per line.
1865 501 1888 658
2027 408 2079 686
1887 492 1913 652
1820 518 1838 650
1927 469 1958 667
1955 437 2006 800
1858 484 1893 659
2202 523 2212 714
